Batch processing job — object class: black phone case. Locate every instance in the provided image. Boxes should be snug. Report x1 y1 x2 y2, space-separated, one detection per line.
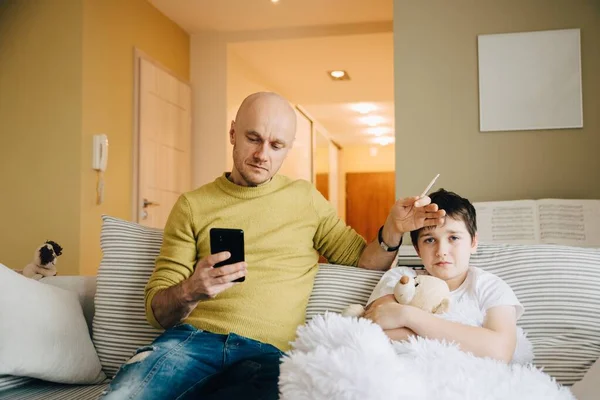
209 228 245 282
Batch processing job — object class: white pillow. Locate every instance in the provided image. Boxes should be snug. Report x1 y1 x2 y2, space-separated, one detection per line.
0 264 106 384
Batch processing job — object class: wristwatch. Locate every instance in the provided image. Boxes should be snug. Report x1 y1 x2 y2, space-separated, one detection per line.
377 225 402 252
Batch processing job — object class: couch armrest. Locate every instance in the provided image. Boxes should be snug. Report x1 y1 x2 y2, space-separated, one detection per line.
40 276 97 335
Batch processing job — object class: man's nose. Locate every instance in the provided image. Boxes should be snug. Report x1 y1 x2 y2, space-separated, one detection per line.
253 143 269 162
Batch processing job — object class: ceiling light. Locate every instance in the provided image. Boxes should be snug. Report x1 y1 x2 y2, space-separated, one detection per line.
328 70 350 81
360 115 385 126
271 0 280 3
373 136 395 146
351 103 377 114
365 126 392 136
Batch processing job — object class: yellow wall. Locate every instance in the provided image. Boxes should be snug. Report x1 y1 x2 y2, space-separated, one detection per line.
0 0 189 275
0 0 83 275
80 0 190 275
394 0 600 201
342 144 395 173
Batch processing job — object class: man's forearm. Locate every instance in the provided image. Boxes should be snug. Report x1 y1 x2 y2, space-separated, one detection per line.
357 240 397 270
151 281 199 329
358 219 403 270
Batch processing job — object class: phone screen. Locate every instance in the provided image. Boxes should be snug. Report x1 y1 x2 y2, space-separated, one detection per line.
209 228 245 283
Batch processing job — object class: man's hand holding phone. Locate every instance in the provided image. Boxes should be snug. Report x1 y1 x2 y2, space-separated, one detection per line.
182 252 247 302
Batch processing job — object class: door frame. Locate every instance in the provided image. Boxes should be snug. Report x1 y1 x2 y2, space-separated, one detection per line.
131 48 192 222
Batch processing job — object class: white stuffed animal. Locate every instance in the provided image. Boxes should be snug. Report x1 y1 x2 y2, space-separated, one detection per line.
343 274 451 317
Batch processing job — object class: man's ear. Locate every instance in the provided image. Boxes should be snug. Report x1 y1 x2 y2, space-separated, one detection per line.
229 121 236 145
471 233 479 254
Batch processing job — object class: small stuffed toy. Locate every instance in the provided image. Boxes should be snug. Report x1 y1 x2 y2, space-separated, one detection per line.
22 240 63 280
342 274 451 317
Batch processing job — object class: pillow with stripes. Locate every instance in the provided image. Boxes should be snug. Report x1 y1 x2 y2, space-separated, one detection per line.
92 216 164 378
305 264 384 322
469 242 600 386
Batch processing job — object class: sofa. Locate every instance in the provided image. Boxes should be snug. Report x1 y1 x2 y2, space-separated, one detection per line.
1 215 599 399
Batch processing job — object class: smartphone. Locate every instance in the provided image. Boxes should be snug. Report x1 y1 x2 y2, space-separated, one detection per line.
209 228 245 283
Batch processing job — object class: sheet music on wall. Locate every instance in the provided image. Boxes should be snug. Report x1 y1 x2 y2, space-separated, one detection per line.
393 199 600 268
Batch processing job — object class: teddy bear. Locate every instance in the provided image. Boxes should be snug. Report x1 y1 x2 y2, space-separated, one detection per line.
21 240 63 280
342 273 451 318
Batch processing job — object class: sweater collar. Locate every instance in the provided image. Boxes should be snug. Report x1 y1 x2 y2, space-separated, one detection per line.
215 172 286 199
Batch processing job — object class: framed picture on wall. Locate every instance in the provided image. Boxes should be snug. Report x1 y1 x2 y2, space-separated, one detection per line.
477 28 583 132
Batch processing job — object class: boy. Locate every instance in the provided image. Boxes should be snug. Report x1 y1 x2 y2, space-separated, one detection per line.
364 189 523 363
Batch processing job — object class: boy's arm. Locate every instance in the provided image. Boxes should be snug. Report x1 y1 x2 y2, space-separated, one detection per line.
405 305 517 362
365 303 517 362
365 295 417 342
384 328 417 341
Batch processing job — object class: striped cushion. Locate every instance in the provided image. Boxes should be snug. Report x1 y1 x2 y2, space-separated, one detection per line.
0 375 34 393
0 381 108 399
306 264 384 322
471 243 600 386
92 216 164 378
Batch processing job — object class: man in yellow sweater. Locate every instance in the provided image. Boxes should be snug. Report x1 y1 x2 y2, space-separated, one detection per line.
101 92 445 400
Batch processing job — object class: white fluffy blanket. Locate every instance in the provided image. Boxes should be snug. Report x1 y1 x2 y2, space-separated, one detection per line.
279 313 574 400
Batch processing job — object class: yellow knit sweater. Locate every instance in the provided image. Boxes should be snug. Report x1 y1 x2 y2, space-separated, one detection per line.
145 173 366 350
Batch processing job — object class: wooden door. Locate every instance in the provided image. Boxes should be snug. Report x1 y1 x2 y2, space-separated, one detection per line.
316 173 329 200
137 58 192 228
346 172 395 242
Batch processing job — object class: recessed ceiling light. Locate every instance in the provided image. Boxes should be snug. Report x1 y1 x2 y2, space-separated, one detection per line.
271 0 280 3
365 126 392 136
360 115 385 126
351 103 377 114
373 136 395 146
328 70 350 80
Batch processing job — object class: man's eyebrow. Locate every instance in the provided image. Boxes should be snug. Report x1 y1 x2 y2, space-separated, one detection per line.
246 130 262 137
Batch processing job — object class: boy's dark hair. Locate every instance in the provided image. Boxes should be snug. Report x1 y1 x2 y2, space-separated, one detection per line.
410 188 477 246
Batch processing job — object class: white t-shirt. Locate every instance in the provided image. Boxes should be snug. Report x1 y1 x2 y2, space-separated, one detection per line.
367 266 523 320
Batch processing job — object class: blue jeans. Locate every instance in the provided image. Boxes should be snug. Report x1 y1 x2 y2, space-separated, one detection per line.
100 324 283 400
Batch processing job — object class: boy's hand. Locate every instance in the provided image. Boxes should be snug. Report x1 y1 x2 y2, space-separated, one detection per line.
364 302 410 330
386 196 446 237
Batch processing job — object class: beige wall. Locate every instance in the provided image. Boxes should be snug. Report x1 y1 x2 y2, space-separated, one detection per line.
190 33 229 188
80 0 190 275
193 39 314 185
343 144 395 173
394 0 600 201
0 0 83 275
0 0 189 275
226 49 288 172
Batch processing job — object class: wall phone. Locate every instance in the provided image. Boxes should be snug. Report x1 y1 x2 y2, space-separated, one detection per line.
92 134 108 171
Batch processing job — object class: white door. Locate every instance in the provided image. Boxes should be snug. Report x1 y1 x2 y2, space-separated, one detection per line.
136 58 192 228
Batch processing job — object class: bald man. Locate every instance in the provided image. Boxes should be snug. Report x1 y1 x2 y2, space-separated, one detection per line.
101 92 445 399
